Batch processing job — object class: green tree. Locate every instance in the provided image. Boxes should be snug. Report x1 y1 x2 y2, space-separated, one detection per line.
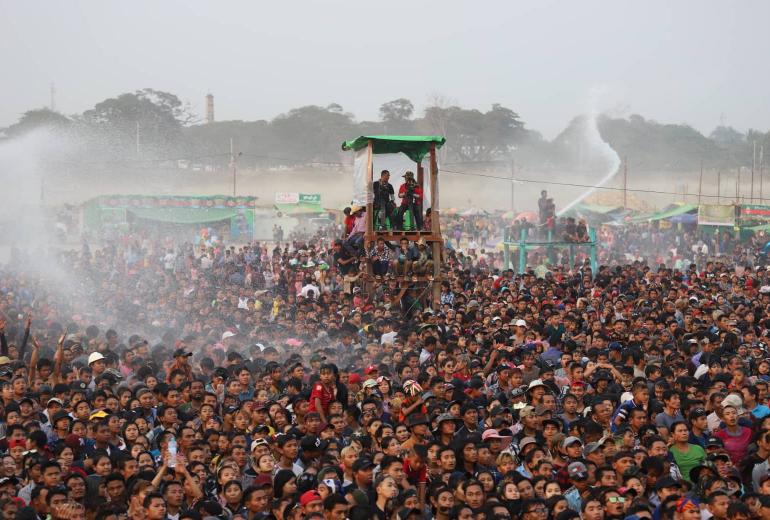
270 104 355 163
379 98 414 123
2 108 71 139
82 89 194 158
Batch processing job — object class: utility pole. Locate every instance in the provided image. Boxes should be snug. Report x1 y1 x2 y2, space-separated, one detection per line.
135 122 140 157
510 159 515 212
230 138 236 197
752 141 757 202
623 156 628 209
759 144 765 204
50 82 56 111
698 159 703 204
717 170 721 204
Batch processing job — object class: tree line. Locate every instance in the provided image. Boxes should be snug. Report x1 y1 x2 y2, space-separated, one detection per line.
2 89 768 172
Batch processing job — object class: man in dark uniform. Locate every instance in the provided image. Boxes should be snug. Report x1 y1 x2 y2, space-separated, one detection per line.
372 170 395 230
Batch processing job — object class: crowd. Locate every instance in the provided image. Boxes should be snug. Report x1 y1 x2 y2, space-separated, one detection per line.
1 202 770 520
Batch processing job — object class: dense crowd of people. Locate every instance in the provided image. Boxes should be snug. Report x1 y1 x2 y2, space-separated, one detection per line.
2 202 770 520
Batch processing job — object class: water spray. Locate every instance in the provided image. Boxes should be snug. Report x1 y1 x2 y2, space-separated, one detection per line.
558 89 622 216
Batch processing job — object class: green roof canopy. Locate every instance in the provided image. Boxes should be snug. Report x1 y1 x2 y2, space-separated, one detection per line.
342 135 446 163
128 207 242 224
274 202 325 215
629 203 697 223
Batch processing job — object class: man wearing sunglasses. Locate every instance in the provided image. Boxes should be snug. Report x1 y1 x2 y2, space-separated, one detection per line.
601 489 626 520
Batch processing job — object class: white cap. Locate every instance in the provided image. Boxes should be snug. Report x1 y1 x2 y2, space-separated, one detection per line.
693 364 709 380
87 352 105 365
222 331 236 340
515 319 527 327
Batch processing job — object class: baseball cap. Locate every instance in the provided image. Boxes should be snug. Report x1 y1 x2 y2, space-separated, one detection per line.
253 474 273 488
364 365 378 374
567 461 588 480
705 436 724 448
655 476 681 491
221 331 236 340
527 379 547 392
172 348 192 358
250 438 270 452
515 319 527 327
352 458 376 472
299 435 328 452
519 437 538 451
299 490 323 507
561 436 583 449
406 414 430 428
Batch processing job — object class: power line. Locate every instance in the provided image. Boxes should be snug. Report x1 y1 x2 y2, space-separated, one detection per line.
438 168 759 202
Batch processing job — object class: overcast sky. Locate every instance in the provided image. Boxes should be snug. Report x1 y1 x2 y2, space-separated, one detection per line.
2 0 768 138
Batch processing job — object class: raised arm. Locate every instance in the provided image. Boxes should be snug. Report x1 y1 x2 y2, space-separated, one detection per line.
52 334 65 385
27 337 40 386
0 319 7 357
18 315 31 361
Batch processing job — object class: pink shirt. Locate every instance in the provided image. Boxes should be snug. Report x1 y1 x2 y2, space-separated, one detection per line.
349 214 366 236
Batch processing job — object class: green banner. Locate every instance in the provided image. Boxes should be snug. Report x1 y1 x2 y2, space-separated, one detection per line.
299 193 321 204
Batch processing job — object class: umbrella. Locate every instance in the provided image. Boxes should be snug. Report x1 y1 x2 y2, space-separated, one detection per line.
460 208 489 216
515 211 537 223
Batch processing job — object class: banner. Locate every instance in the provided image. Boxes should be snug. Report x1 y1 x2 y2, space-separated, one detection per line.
698 204 735 226
299 194 321 204
740 204 770 221
99 195 256 209
275 193 321 204
275 192 299 204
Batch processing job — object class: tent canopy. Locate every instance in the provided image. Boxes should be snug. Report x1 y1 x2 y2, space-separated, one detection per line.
274 202 325 215
342 135 446 163
129 207 242 224
630 203 697 223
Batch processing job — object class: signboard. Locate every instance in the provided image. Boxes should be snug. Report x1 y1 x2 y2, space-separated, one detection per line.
698 204 735 226
275 192 300 204
299 193 321 204
740 204 770 221
275 193 321 204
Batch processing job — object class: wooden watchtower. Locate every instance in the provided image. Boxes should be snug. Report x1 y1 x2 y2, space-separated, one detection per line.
341 135 446 308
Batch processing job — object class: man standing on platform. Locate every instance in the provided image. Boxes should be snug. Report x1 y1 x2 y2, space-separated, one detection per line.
397 171 423 230
373 170 396 230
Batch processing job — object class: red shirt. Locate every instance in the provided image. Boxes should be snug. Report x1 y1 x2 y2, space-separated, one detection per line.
398 184 423 206
344 215 355 235
309 382 336 415
403 459 427 485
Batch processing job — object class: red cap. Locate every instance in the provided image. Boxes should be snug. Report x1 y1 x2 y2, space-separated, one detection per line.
300 490 322 507
348 373 362 385
364 365 378 375
253 474 273 488
7 439 25 449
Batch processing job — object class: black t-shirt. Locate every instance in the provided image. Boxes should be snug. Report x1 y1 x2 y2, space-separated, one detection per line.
334 249 355 275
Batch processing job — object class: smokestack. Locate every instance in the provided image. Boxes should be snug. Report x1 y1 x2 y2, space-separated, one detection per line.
205 93 214 124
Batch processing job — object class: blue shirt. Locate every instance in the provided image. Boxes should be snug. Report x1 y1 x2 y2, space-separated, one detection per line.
750 404 770 419
564 487 582 512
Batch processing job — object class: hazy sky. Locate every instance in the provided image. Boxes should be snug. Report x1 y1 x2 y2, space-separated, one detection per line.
2 0 769 138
